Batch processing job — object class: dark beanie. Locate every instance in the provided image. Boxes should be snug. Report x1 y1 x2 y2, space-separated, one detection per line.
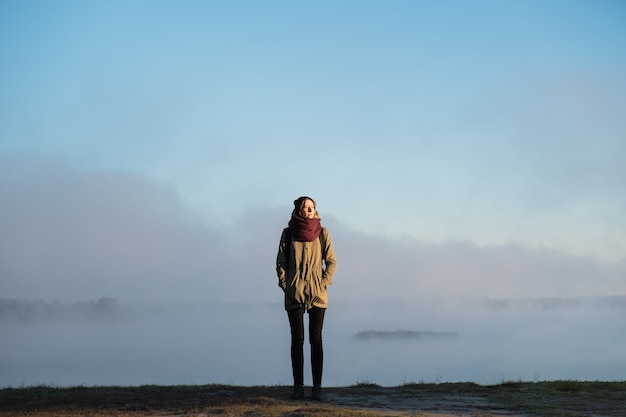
294 196 316 210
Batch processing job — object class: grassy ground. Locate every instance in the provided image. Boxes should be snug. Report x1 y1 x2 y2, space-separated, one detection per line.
1 381 625 417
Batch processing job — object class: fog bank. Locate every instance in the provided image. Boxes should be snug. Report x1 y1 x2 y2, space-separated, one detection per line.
1 296 625 388
2 155 624 306
2 156 625 387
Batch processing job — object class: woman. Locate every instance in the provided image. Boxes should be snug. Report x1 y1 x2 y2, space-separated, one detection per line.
276 196 337 400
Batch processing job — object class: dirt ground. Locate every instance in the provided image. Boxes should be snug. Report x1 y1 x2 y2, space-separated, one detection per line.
1 382 625 417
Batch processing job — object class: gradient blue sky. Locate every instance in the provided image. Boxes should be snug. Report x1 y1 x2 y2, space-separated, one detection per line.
1 1 625 302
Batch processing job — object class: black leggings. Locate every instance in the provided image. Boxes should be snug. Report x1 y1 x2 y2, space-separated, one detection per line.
287 307 326 387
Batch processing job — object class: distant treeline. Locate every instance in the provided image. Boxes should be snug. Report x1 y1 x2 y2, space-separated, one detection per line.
353 330 458 340
0 298 120 323
481 295 626 311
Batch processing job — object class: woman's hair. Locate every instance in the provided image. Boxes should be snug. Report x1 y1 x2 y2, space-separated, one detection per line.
292 196 320 218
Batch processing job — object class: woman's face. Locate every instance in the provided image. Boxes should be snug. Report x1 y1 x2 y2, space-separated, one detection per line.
299 199 316 219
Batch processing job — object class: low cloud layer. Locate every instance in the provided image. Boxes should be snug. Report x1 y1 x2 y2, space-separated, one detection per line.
1 154 624 304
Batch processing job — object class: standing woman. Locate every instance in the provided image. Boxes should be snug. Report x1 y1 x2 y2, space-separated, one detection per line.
276 196 337 400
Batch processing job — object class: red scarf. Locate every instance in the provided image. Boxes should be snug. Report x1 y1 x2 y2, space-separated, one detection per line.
288 215 321 242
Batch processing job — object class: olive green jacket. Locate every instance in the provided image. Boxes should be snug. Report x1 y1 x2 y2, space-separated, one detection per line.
276 227 336 311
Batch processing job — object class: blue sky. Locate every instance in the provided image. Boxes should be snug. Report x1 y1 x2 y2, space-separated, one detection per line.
1 1 625 302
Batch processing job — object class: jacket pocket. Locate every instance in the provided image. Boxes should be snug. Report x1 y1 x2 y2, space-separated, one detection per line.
310 272 327 306
285 274 306 305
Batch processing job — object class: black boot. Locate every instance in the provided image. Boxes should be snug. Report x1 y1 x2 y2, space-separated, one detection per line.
291 385 304 400
312 385 323 401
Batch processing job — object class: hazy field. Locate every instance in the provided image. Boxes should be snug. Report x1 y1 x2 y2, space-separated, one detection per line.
2 296 625 388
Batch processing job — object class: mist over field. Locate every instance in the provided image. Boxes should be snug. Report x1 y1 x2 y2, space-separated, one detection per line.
2 157 625 388
1 296 625 388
